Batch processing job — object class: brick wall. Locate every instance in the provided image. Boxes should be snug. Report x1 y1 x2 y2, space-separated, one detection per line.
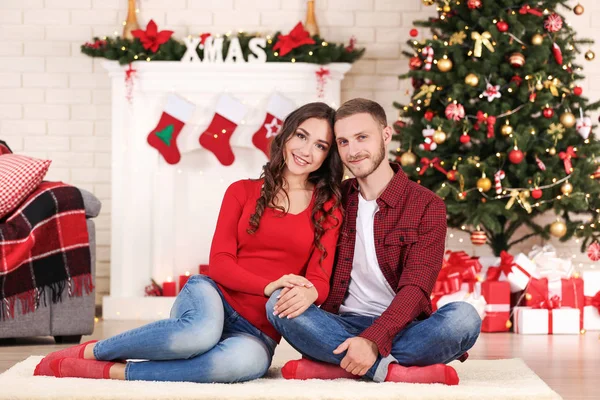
1 0 599 305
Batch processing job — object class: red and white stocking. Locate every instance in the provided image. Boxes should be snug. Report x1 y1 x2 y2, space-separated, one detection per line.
199 94 248 166
147 94 195 165
252 93 296 158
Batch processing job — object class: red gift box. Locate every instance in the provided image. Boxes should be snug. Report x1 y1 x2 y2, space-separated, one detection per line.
431 251 482 311
525 277 584 329
481 280 511 332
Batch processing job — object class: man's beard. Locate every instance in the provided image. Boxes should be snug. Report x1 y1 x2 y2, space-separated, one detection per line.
346 141 386 179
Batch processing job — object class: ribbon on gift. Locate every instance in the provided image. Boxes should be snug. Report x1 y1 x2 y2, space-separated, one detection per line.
419 157 448 176
471 31 495 57
432 251 482 304
519 5 544 17
585 291 600 312
531 295 561 334
559 146 576 174
526 277 584 330
486 251 534 283
528 244 557 260
475 111 497 138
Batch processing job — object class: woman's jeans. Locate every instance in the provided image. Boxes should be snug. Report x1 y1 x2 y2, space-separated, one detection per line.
93 275 277 383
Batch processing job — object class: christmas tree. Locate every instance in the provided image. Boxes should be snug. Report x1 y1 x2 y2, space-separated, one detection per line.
394 0 600 257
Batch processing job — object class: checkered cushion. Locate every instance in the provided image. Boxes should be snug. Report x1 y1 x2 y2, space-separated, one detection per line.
0 154 51 219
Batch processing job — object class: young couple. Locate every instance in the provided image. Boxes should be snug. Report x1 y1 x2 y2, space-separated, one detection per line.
34 99 481 385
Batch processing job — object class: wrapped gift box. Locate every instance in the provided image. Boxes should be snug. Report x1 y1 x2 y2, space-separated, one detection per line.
525 277 584 309
514 306 581 335
481 280 511 332
583 270 600 331
485 251 540 293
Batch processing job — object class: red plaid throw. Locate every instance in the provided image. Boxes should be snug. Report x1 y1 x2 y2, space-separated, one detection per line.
0 181 93 320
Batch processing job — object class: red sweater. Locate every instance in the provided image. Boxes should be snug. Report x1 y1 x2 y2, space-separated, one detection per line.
208 179 342 342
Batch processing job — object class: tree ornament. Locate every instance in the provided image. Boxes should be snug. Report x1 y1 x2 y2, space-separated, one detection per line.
576 115 592 139
477 177 492 192
459 133 471 143
496 21 509 33
433 128 447 144
422 46 435 70
535 81 544 91
465 73 479 86
550 220 567 238
483 83 502 102
585 50 595 61
561 181 573 195
588 242 600 261
419 126 437 151
437 57 453 72
494 170 505 194
457 191 467 201
443 4 451 12
471 230 487 245
573 86 583 96
544 13 563 33
501 120 513 136
509 148 524 164
535 155 546 171
531 34 544 46
552 42 563 65
445 103 465 121
467 0 482 9
509 52 525 68
409 56 423 70
543 107 554 119
549 147 557 156
529 92 537 103
424 110 435 121
400 151 417 166
592 165 600 179
560 112 576 128
574 3 585 16
422 0 434 5
531 188 543 199
410 29 419 37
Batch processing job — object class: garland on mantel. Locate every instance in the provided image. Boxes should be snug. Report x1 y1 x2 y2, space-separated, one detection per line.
81 20 365 65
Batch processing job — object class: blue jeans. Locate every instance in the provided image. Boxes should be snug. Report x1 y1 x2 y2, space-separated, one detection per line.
94 275 277 383
266 290 481 382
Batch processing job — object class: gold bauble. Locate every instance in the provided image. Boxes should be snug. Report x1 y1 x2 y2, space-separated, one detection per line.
574 3 584 16
443 5 451 12
560 112 576 128
433 129 447 145
400 151 417 166
477 177 492 192
536 82 544 91
531 33 544 46
465 73 479 87
585 50 595 61
505 320 513 329
561 181 573 195
501 123 513 136
549 147 557 156
422 0 435 5
550 220 567 238
437 58 453 72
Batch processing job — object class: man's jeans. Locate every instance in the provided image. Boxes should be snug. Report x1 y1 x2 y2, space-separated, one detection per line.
266 290 481 382
93 275 277 383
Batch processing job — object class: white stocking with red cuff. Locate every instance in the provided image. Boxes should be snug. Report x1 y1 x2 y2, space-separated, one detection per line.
199 94 248 166
252 93 296 158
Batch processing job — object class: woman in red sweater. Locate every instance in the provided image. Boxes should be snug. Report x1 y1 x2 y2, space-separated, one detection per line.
35 102 344 383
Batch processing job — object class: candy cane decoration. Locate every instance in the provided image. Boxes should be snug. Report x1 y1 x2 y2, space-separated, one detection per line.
552 42 563 65
535 155 546 171
494 170 505 194
422 46 434 71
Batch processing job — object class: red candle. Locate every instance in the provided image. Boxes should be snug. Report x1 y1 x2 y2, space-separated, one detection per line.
162 277 177 297
179 271 191 292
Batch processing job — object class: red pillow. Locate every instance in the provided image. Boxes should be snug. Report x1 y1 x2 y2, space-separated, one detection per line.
0 154 51 219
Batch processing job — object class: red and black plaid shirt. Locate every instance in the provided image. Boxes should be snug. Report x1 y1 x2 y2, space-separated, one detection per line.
321 163 447 356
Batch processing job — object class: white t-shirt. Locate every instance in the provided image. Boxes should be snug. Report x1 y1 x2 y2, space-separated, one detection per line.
339 192 396 317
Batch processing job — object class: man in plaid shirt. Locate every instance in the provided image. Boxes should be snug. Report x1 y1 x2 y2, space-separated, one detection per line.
267 99 481 385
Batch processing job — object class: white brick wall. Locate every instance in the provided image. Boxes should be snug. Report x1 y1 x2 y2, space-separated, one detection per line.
1 0 599 306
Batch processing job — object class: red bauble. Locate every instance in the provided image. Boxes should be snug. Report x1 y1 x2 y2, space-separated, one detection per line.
509 149 524 164
447 170 458 181
459 134 471 144
531 188 543 199
467 0 482 9
410 29 418 37
573 86 583 96
409 56 423 70
543 107 554 118
496 21 509 32
424 110 435 121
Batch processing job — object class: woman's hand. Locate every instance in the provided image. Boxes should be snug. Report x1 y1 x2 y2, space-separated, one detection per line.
264 274 314 297
272 286 318 319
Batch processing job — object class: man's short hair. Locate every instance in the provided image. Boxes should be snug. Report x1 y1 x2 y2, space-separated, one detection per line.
335 98 387 128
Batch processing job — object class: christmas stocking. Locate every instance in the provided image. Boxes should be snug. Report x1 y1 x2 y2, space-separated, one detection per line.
147 94 195 165
199 94 247 166
252 93 296 158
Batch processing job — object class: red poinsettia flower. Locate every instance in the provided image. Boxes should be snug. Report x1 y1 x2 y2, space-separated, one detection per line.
273 22 315 56
131 19 173 53
84 39 107 49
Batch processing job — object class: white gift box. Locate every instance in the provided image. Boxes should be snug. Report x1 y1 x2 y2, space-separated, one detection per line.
480 253 539 293
436 283 487 320
514 306 581 335
583 270 600 331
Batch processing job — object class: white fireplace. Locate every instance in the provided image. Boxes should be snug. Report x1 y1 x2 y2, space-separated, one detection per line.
102 61 351 320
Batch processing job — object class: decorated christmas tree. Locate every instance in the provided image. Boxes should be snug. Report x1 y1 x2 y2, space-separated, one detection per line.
394 0 600 257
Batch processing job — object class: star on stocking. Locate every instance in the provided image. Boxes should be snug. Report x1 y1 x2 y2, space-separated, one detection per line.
264 117 282 138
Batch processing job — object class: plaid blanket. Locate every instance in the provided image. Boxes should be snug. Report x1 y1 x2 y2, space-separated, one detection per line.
0 181 93 320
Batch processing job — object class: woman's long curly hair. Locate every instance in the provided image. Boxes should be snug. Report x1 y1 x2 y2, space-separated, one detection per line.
247 102 344 267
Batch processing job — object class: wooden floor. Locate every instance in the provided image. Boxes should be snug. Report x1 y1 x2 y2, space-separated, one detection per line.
0 319 597 400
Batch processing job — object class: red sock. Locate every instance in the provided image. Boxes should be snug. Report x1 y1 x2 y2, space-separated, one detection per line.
147 94 195 165
251 93 295 158
385 363 459 386
199 94 247 166
34 340 98 376
281 359 360 380
49 358 116 379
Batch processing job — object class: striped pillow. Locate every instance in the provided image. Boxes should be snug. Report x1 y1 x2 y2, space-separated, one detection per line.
0 154 51 219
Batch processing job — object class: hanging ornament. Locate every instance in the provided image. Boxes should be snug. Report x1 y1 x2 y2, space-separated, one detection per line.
536 80 544 91
531 33 544 46
576 112 592 140
559 146 577 174
475 111 496 138
422 46 434 70
447 169 458 181
424 110 435 121
587 242 600 261
449 31 467 45
509 148 524 164
531 187 543 199
471 230 487 245
561 181 574 195
552 42 563 65
467 0 482 9
548 123 565 141
535 155 546 171
465 73 479 87
573 86 583 96
550 220 567 238
529 92 537 102
483 83 502 102
422 0 434 5
400 151 417 166
585 50 595 61
459 132 471 143
509 52 526 68
543 107 554 119
410 29 419 37
433 128 447 145
437 57 453 72
496 20 509 32
477 176 492 192
494 170 505 194
445 103 465 121
560 111 576 128
419 126 437 151
409 56 423 70
549 147 557 156
544 13 563 33
574 3 585 16
592 165 600 179
472 31 495 57
501 120 513 136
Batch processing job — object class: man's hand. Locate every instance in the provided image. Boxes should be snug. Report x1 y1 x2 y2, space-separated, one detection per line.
273 286 318 319
333 337 378 376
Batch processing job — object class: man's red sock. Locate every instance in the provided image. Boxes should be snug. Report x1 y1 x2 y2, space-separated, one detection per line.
49 357 115 379
385 363 459 385
34 340 98 376
281 359 360 380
